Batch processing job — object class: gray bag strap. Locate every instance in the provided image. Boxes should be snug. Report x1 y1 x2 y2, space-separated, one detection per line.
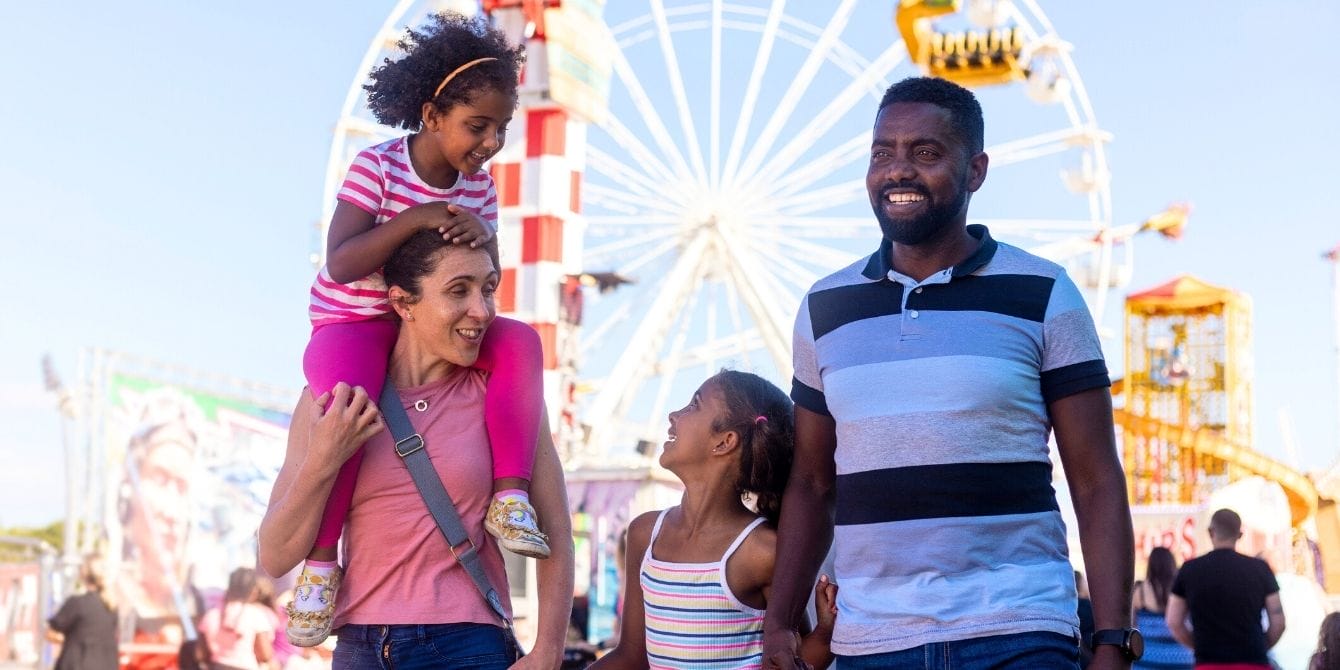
377 378 518 643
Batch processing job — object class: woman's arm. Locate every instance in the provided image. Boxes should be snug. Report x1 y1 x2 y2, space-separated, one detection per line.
257 384 383 577
588 512 657 670
513 412 574 670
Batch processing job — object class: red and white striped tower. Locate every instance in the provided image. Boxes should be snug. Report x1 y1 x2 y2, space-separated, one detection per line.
485 0 589 461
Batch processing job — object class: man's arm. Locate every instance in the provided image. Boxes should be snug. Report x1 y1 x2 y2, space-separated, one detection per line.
762 406 837 670
1051 387 1134 669
1264 592 1286 649
1164 594 1193 649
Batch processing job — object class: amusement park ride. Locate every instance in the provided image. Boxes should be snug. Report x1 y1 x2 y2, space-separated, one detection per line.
319 0 1323 555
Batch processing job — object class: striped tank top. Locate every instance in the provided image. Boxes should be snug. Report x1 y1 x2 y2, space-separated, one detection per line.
641 510 768 670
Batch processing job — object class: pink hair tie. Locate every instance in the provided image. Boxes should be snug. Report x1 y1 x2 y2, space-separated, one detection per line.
754 415 768 425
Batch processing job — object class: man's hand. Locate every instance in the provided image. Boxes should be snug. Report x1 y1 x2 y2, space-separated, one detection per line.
762 628 810 670
1087 643 1132 670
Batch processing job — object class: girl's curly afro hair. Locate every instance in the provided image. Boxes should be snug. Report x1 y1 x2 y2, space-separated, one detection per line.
365 12 525 131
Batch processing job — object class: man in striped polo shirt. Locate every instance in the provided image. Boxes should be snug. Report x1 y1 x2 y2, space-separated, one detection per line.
761 77 1137 669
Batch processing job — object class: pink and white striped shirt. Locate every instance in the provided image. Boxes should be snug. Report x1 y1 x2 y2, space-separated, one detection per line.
309 136 499 325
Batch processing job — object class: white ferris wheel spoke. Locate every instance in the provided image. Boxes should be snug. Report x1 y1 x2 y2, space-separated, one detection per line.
709 0 723 189
729 0 859 192
586 145 683 201
608 27 698 186
584 183 683 216
583 233 712 451
723 276 755 372
737 45 902 198
649 0 709 187
713 228 794 378
759 234 864 273
969 218 1104 238
764 177 867 216
598 112 686 190
721 0 786 190
985 127 1107 168
750 129 870 205
583 228 680 264
751 216 872 239
642 282 702 439
616 234 684 277
743 238 819 295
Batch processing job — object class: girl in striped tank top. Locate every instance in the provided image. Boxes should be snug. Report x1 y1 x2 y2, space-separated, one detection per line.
593 371 838 670
288 12 551 646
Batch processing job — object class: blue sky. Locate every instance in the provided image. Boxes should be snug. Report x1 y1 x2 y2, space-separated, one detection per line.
0 1 1337 527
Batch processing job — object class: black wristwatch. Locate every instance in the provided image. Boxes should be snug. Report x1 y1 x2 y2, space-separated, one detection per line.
1091 628 1144 661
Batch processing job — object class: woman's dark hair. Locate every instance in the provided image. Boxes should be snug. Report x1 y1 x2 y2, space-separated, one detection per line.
383 229 500 303
1313 612 1340 670
709 370 795 526
1145 546 1177 611
365 11 525 130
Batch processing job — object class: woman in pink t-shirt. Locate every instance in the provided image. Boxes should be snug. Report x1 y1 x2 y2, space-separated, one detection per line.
259 233 574 669
197 568 275 670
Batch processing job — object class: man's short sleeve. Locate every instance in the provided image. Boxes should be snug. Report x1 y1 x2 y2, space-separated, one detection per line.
1171 565 1188 598
791 293 829 416
337 148 386 215
1258 559 1281 595
1041 270 1110 403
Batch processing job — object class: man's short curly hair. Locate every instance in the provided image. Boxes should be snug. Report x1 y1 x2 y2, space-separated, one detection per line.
878 77 984 154
365 12 525 131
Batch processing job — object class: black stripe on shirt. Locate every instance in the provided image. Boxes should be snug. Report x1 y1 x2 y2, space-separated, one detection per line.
835 461 1058 526
1040 360 1111 403
790 378 830 417
907 274 1055 323
808 281 903 340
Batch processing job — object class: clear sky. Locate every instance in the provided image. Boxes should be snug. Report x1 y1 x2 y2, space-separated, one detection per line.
0 1 1337 527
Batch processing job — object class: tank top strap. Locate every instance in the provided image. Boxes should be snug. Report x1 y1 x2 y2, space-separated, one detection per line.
641 509 671 569
721 516 767 564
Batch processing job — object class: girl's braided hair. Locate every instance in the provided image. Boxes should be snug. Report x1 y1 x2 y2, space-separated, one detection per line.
365 12 525 131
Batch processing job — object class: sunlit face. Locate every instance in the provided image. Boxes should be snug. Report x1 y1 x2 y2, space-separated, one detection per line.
425 87 514 178
400 245 499 367
866 102 986 246
659 379 730 473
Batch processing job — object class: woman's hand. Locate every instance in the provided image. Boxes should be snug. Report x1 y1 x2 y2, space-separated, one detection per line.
305 383 383 474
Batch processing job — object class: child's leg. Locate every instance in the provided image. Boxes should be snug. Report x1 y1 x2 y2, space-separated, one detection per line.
474 317 545 491
302 319 399 558
475 318 551 558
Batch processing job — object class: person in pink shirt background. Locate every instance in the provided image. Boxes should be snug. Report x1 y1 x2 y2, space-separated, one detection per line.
197 568 276 670
291 10 553 647
260 232 573 670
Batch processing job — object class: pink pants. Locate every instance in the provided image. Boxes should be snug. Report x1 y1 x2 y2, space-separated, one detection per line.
303 316 544 550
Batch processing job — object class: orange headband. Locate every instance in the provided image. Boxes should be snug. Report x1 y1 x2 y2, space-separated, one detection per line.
432 57 499 99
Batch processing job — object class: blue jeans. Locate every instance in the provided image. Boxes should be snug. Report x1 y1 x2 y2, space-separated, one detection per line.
333 623 515 670
837 631 1080 670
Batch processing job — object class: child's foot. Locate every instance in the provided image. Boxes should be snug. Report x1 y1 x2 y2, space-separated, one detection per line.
285 561 342 647
485 493 551 559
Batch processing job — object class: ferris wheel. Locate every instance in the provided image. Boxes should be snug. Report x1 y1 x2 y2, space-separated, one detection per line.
321 0 1148 463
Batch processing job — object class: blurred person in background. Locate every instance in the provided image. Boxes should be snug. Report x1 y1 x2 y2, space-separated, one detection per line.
197 567 276 670
48 555 119 670
1133 547 1192 670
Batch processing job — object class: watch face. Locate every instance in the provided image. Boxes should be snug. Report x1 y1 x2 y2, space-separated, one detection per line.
1127 629 1145 660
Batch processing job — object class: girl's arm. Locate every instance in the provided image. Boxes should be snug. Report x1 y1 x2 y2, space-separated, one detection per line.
513 410 574 670
798 576 837 670
325 200 450 284
588 511 658 670
257 384 383 577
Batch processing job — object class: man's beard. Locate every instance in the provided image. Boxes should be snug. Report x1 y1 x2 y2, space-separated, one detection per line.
874 181 970 246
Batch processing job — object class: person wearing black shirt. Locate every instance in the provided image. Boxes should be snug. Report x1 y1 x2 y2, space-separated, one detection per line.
1166 509 1285 668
